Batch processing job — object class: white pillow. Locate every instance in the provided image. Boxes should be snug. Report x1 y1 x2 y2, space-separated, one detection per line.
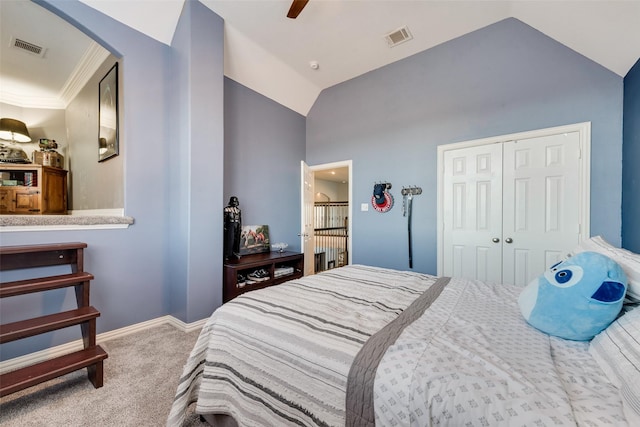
572 236 640 301
590 307 640 416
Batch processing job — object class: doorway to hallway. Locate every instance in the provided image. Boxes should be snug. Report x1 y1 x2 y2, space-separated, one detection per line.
301 160 352 275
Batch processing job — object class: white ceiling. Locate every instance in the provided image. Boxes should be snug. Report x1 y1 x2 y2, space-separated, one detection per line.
2 1 639 116
315 166 349 183
0 1 109 109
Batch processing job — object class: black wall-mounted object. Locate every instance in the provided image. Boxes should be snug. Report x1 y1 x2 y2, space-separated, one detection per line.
401 186 422 268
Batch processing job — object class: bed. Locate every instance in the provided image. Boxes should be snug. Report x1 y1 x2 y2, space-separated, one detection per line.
168 237 640 426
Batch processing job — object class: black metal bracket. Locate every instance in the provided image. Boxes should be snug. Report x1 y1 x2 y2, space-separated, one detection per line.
375 181 392 190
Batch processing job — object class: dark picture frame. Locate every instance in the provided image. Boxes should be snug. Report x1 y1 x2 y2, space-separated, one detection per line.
98 63 119 162
239 225 271 255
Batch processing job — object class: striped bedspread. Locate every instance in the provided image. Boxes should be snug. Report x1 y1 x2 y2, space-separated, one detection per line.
167 265 438 427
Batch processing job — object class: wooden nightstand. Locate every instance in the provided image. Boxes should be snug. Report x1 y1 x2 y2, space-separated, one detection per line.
223 251 303 303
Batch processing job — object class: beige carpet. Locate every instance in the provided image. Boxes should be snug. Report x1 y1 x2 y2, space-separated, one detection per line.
0 323 208 427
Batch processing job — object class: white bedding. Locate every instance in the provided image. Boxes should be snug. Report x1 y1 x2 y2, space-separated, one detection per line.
168 265 630 426
374 276 628 426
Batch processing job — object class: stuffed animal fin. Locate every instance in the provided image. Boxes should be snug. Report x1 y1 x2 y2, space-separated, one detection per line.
591 281 626 302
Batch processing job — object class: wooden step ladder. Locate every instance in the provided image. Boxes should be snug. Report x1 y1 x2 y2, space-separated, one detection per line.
0 242 108 397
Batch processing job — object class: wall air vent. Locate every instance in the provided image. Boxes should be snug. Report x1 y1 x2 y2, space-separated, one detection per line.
384 26 413 47
11 37 46 58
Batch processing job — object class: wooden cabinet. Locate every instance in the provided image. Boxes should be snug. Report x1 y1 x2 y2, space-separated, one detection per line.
0 164 67 214
223 251 303 303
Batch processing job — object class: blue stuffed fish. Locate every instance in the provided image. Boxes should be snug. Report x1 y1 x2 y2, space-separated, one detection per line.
518 251 627 341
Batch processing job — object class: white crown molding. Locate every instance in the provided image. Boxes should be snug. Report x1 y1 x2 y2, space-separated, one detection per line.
0 41 109 110
0 91 65 109
60 41 111 108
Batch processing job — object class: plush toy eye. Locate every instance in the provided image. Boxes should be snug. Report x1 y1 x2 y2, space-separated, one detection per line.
544 265 584 288
555 270 572 283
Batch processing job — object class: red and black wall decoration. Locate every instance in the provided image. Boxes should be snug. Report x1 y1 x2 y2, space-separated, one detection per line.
371 182 393 213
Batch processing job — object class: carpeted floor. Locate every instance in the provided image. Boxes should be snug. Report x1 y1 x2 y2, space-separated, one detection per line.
0 323 208 427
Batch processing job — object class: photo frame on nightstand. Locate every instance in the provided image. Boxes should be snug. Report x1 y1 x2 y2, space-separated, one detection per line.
239 225 270 255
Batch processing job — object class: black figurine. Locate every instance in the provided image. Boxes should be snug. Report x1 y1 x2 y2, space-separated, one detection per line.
224 196 242 259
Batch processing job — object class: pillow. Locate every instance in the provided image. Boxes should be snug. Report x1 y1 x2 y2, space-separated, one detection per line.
571 236 640 302
519 251 627 341
590 307 640 416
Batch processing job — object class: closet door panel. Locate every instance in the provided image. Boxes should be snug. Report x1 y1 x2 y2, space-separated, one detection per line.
513 248 531 287
443 144 503 283
502 132 581 286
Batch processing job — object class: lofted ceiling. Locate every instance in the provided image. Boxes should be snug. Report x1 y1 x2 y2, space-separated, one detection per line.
1 1 639 116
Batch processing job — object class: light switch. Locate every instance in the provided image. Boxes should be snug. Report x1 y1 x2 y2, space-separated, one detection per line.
361 203 369 212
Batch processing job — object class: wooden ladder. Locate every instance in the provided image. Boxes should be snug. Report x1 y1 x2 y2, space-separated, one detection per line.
0 242 108 397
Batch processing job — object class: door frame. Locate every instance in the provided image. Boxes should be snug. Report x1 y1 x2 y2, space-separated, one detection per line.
300 160 353 271
436 122 591 276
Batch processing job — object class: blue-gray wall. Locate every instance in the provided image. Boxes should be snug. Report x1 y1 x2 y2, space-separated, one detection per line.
224 78 306 251
0 0 177 361
623 59 640 252
0 0 224 359
0 0 306 360
306 18 624 274
167 1 224 324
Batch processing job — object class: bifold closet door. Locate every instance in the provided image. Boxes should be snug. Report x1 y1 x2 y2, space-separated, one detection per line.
442 131 581 286
442 143 503 284
502 132 581 286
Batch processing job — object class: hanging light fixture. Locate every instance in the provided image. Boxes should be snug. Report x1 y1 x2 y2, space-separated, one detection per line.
0 118 32 143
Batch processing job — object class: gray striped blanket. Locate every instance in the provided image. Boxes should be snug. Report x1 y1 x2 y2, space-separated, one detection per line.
167 265 439 426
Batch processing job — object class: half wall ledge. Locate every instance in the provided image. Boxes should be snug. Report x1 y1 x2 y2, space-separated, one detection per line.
0 215 134 232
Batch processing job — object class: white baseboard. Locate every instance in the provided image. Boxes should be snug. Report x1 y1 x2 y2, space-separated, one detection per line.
0 315 207 375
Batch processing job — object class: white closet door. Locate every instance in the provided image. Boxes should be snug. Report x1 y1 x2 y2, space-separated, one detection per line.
443 143 503 283
502 132 581 286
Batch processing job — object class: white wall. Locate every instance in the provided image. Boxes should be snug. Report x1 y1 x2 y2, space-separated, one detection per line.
0 102 67 167
65 55 123 210
314 179 348 202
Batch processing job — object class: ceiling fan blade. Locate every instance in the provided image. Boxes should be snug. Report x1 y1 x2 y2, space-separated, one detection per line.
287 0 309 19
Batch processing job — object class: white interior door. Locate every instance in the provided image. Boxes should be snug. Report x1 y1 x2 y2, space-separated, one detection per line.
442 143 503 283
502 132 581 286
301 161 315 276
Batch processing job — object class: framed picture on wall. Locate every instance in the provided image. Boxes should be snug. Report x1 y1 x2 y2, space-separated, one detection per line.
239 225 271 255
98 63 119 162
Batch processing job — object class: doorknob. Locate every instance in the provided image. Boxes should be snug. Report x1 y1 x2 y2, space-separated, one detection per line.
505 237 513 244
492 238 500 243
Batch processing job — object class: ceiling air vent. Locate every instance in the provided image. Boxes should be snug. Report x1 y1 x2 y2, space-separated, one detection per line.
384 26 413 47
11 37 46 58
